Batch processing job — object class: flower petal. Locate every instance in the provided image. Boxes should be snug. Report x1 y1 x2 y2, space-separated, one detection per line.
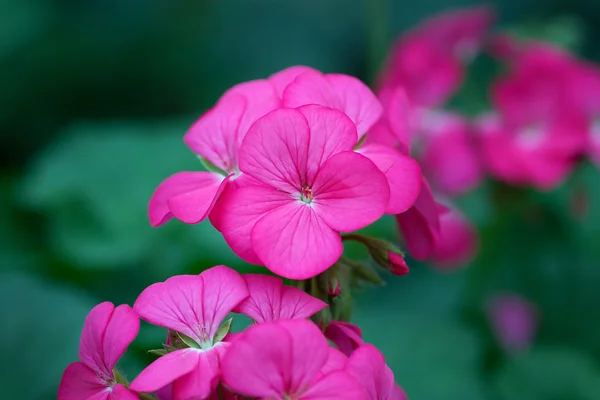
221 320 329 398
345 344 401 400
109 384 138 400
58 362 106 400
297 105 358 184
102 304 139 373
431 209 478 268
148 171 227 227
324 321 363 357
312 151 389 232
173 345 227 400
251 201 343 279
133 266 248 343
78 302 113 377
395 179 440 260
239 107 311 192
218 181 291 264
233 274 327 322
357 144 422 214
184 94 246 172
300 370 365 400
315 347 348 380
269 66 319 98
130 349 200 394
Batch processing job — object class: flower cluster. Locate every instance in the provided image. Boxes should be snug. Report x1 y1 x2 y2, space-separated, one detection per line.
59 266 406 400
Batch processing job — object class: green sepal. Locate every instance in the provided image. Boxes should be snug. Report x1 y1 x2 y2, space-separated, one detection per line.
199 156 227 175
148 348 168 356
177 332 200 349
214 318 233 344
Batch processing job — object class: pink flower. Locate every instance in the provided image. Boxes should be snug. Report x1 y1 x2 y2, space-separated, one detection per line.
416 110 483 196
430 206 478 268
148 67 310 229
58 302 139 400
130 266 249 399
345 344 407 400
378 6 494 108
395 178 441 260
325 321 364 356
221 319 365 400
233 274 327 322
218 105 390 279
487 294 539 352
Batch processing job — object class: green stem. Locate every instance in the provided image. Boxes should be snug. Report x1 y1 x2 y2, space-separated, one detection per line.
365 0 390 85
139 394 157 400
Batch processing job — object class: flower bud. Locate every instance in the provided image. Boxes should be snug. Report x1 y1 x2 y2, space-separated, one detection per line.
343 233 410 276
328 278 341 297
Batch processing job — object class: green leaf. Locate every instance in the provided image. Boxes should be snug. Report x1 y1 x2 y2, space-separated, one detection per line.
0 273 97 399
214 318 233 344
493 347 600 400
147 349 168 356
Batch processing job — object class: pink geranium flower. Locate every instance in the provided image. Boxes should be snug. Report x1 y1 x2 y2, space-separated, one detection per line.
218 105 390 279
58 302 139 400
130 266 249 399
345 344 407 400
430 206 478 268
234 274 327 322
487 294 539 353
148 67 311 229
325 321 364 356
221 319 365 400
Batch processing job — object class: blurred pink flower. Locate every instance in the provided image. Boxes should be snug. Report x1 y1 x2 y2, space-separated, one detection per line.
234 274 327 322
346 344 407 400
130 266 249 399
430 206 478 268
221 319 364 400
487 294 539 352
58 302 139 400
218 106 390 279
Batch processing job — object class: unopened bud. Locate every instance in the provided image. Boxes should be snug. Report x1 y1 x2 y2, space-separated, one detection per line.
388 251 409 276
349 234 409 276
328 279 341 297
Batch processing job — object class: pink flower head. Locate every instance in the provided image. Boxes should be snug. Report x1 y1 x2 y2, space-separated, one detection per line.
221 319 365 400
282 67 383 136
233 274 327 322
487 294 539 352
416 110 483 196
325 321 364 357
58 302 139 400
148 66 311 229
395 178 441 260
430 206 478 268
345 344 407 400
130 266 249 399
218 106 390 279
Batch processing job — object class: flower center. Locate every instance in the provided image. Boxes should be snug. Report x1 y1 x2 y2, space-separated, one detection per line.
300 185 314 204
516 125 544 149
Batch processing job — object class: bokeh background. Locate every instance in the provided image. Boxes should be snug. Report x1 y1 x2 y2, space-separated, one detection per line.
2 0 600 399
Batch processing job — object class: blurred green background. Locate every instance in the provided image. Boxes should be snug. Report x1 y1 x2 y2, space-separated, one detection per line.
2 0 600 399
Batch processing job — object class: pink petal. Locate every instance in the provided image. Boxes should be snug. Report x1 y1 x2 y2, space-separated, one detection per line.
218 182 291 264
325 73 383 136
269 66 319 98
312 151 389 232
109 384 138 400
58 362 107 400
357 144 422 214
297 105 358 184
148 171 227 227
324 321 363 357
345 344 400 400
251 201 343 279
282 70 342 112
220 79 281 137
221 320 329 398
130 349 200 394
102 304 139 373
78 302 114 378
233 274 327 322
315 347 348 379
184 94 246 172
173 345 227 400
239 108 309 192
395 179 440 260
430 209 478 268
133 266 248 344
300 370 365 400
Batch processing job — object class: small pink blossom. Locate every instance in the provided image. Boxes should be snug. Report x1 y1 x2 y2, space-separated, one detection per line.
487 294 539 352
325 321 364 357
430 206 478 268
345 344 407 400
58 302 139 400
218 106 390 279
221 319 365 400
233 274 327 322
130 266 249 399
